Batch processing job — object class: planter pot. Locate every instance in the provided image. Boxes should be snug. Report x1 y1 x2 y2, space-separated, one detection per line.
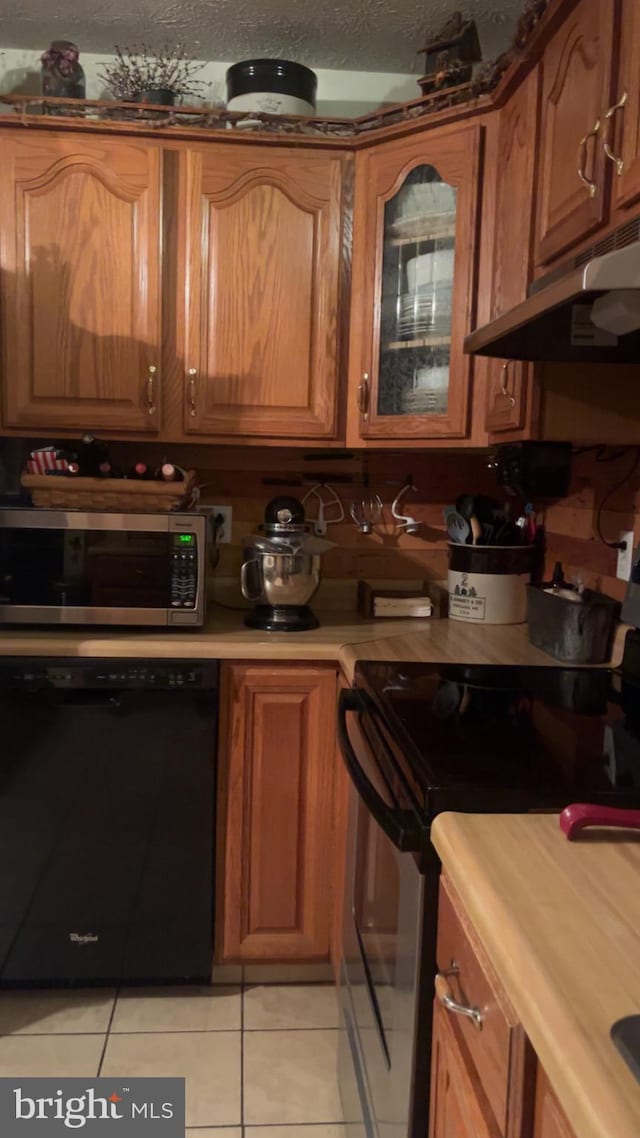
131 89 176 106
226 59 317 116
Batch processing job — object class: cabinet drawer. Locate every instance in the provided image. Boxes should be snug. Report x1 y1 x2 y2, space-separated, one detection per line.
436 876 529 1136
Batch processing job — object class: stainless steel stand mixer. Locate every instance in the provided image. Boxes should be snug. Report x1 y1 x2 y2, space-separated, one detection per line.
240 496 333 631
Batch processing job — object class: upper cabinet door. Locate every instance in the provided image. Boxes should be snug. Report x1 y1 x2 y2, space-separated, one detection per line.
180 145 345 439
608 0 640 213
486 68 540 437
0 132 162 432
535 0 617 266
350 123 481 441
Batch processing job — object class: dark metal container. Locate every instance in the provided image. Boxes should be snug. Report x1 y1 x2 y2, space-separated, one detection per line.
527 584 621 664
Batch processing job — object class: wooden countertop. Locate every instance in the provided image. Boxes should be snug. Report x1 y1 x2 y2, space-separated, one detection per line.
0 610 627 678
431 812 640 1138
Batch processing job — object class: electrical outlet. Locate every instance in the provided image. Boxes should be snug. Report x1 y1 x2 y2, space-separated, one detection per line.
200 504 232 544
617 530 634 581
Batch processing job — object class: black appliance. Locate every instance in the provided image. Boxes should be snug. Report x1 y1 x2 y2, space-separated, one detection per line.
337 660 640 1138
0 658 218 986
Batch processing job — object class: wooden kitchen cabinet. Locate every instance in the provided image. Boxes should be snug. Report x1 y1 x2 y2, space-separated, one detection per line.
485 67 541 438
434 878 533 1138
347 121 482 444
429 878 585 1138
216 662 337 961
535 0 617 266
0 130 162 432
608 0 640 215
176 144 346 440
331 673 351 982
533 1066 579 1138
429 1000 501 1138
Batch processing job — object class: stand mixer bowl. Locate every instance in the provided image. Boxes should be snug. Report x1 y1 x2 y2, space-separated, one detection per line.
241 549 321 607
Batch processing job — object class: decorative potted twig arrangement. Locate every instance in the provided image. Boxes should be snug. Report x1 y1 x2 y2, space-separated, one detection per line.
98 44 208 105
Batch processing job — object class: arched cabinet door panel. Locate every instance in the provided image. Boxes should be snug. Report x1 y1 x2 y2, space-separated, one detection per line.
349 122 482 442
179 145 346 439
0 131 162 432
535 0 616 266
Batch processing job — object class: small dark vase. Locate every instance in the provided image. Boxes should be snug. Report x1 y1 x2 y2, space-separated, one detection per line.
40 40 86 99
131 88 176 106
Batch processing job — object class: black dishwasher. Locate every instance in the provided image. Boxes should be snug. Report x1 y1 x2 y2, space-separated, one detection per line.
0 658 218 987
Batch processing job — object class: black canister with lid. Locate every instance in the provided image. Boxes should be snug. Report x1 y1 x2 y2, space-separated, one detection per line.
226 59 317 116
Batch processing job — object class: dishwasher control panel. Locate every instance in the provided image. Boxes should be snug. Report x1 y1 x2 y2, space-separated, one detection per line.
0 658 219 690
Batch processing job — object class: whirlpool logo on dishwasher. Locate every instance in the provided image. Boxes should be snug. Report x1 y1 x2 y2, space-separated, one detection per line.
0 1078 185 1134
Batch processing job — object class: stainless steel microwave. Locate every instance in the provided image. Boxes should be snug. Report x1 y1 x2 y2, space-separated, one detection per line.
0 509 207 627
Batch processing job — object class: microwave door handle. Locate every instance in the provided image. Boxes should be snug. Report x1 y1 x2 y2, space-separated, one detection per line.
338 689 422 853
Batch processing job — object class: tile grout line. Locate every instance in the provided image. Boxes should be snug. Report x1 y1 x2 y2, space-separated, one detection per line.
96 986 120 1077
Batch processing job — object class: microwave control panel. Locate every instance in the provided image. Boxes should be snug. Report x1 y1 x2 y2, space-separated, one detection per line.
170 533 198 609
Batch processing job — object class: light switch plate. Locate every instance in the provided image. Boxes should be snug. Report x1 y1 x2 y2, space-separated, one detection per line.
617 530 634 581
199 504 232 544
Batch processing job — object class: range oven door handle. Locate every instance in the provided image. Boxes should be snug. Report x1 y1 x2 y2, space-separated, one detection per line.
338 688 423 853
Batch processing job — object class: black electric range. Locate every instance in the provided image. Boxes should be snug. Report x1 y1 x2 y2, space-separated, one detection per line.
337 652 640 1138
352 658 640 816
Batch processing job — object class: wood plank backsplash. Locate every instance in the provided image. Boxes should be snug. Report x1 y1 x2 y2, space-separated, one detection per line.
108 444 497 584
541 449 640 602
3 439 638 603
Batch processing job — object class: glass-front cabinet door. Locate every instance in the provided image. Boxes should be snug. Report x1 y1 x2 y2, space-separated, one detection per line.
351 124 482 440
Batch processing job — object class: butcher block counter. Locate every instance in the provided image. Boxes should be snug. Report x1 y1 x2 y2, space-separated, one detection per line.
431 812 640 1138
0 608 627 678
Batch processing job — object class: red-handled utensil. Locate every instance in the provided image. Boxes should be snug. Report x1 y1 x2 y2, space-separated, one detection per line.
559 803 640 840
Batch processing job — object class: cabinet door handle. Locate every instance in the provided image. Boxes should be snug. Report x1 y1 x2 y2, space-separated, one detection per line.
435 971 483 1030
146 365 157 415
357 373 370 420
187 368 197 417
499 361 516 408
604 91 628 175
577 119 601 197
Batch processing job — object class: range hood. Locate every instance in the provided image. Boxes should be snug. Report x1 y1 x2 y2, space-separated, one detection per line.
465 238 640 362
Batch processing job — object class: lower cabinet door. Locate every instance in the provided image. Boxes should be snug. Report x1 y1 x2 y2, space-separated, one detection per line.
429 1000 502 1138
217 663 337 960
533 1067 579 1138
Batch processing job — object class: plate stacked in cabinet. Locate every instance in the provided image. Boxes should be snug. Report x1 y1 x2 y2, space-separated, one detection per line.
379 175 456 418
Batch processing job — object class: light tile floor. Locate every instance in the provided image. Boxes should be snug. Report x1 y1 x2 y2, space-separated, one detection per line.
0 982 344 1135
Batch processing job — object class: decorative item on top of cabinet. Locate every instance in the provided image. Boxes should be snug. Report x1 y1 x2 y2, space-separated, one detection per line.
40 41 85 100
348 122 481 444
0 130 162 433
608 0 640 216
485 67 541 438
216 663 337 961
177 145 347 440
535 0 617 266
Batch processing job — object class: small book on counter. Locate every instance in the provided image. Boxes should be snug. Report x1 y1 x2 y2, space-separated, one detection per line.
357 580 436 619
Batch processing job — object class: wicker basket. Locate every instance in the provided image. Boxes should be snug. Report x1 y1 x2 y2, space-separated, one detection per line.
20 471 196 512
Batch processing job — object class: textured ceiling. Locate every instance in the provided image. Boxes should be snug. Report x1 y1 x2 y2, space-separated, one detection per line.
0 0 523 73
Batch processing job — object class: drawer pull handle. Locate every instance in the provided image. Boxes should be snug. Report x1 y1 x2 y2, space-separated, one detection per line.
358 373 370 420
604 91 627 175
577 119 600 197
435 971 483 1030
146 365 157 416
188 367 197 418
499 361 516 408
